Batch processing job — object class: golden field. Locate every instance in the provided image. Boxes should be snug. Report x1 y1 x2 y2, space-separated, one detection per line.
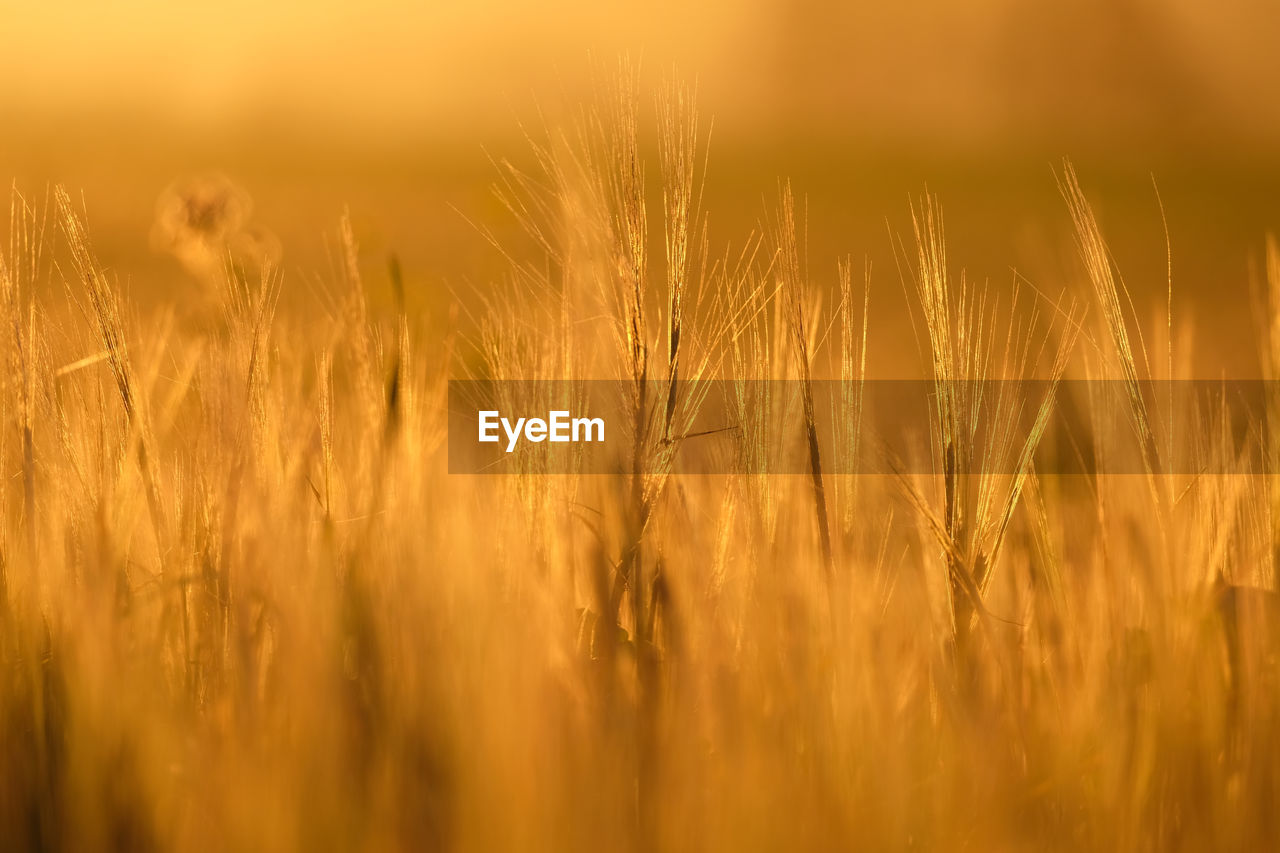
3 2 1280 851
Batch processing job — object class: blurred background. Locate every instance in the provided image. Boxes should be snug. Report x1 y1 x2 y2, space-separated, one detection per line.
2 0 1278 369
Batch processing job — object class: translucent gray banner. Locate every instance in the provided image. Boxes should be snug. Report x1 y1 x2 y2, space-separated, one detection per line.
448 379 1276 475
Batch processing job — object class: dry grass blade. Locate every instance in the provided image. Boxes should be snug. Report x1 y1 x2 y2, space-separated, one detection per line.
1058 162 1161 483
55 186 189 676
775 182 834 577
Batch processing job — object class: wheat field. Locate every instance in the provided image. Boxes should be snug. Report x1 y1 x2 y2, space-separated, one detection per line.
4 56 1280 852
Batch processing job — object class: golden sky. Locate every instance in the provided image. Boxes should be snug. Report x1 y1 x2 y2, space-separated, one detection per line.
2 0 1277 150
